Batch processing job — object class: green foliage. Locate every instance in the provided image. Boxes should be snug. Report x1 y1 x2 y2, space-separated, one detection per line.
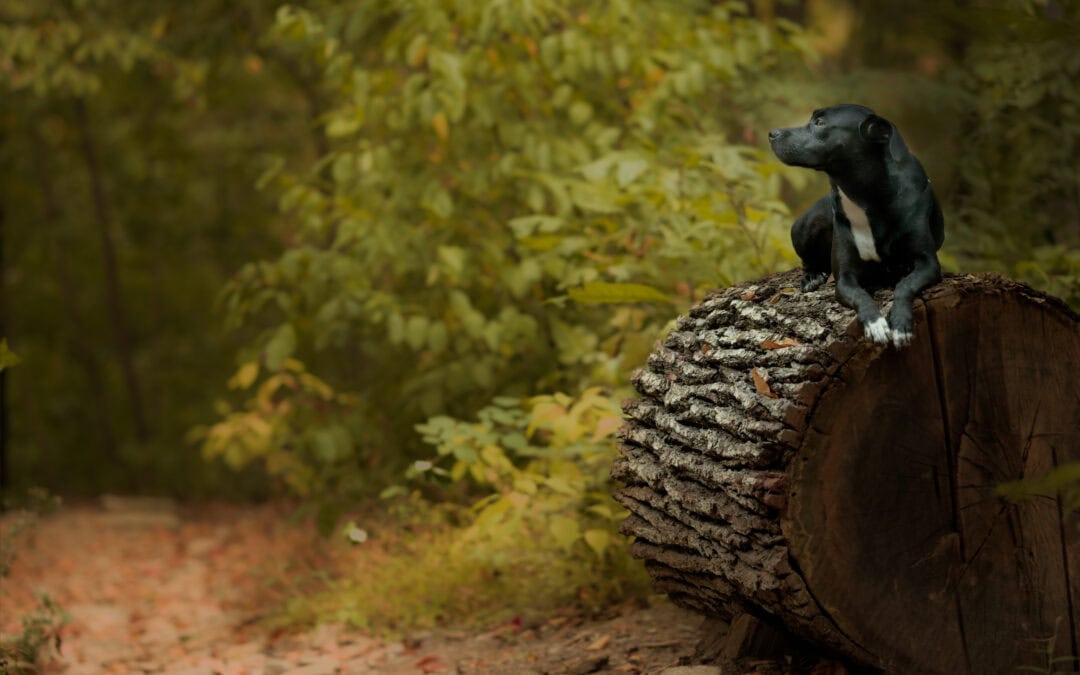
0 489 61 578
946 0 1080 307
0 0 316 494
0 340 19 372
0 490 67 673
199 358 370 522
281 492 649 633
413 388 628 563
278 389 653 631
214 0 813 501
567 281 673 305
997 461 1080 517
953 3 1080 524
0 593 68 675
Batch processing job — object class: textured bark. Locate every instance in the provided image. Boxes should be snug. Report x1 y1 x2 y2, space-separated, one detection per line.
614 268 1080 674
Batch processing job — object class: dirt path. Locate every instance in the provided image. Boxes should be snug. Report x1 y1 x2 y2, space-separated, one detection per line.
1 501 711 674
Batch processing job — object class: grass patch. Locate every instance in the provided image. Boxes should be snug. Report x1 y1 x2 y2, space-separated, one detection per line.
273 497 651 635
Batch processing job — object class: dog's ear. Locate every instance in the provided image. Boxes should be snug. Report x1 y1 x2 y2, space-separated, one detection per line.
859 115 893 144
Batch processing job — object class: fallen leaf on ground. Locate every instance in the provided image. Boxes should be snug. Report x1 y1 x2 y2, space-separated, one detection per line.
414 654 447 672
586 634 612 651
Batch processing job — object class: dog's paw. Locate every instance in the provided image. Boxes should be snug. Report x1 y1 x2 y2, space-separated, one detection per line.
890 329 913 348
801 271 828 293
863 317 891 344
886 310 914 348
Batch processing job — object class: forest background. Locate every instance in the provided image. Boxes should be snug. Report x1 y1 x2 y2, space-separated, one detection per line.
1 0 1077 632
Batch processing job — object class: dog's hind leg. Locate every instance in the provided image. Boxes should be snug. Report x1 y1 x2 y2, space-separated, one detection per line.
801 270 829 292
791 196 833 292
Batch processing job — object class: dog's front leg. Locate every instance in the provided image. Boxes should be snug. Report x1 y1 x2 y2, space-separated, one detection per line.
835 271 890 344
887 251 942 347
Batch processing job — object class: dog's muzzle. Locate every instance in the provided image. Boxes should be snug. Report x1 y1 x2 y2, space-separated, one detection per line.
768 128 819 168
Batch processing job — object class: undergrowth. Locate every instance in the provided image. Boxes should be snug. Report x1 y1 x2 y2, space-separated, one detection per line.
271 390 652 634
0 490 68 675
274 492 651 635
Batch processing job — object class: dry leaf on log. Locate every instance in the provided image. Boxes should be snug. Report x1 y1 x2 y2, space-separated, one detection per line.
751 368 777 398
761 337 801 350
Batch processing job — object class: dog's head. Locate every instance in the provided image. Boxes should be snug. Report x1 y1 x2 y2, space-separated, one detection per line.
768 104 893 170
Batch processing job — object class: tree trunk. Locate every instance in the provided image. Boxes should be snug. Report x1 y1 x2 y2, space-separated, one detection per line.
74 98 150 444
33 126 120 462
613 269 1080 674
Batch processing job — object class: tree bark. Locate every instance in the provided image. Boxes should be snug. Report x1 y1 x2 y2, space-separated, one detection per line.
614 269 1080 674
74 98 150 444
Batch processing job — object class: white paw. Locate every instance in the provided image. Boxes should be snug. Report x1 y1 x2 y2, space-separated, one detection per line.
863 317 890 344
891 329 913 348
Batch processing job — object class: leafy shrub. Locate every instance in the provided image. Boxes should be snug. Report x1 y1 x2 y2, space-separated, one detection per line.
413 388 628 563
283 495 649 633
946 0 1080 307
0 490 67 674
210 0 813 508
276 388 651 631
0 593 67 675
198 358 372 532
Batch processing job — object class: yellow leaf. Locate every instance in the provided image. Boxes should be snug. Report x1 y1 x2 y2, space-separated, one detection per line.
480 445 509 470
432 111 449 142
591 415 622 441
299 372 334 400
587 503 616 520
150 16 168 39
228 362 259 389
451 460 468 481
549 515 580 551
586 633 612 650
584 529 611 558
568 282 671 305
545 475 577 496
513 477 538 495
745 206 767 221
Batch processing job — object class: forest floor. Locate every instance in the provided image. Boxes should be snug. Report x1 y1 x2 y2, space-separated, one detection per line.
0 500 714 675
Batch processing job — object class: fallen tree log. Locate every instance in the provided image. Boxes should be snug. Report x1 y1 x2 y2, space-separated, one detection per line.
613 269 1080 674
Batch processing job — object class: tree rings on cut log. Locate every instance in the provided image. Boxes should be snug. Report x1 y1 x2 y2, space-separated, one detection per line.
613 269 1080 674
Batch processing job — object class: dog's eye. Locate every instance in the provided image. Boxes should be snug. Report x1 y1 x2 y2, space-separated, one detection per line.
813 117 825 127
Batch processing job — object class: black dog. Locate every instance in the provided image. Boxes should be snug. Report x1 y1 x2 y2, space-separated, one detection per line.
769 104 944 347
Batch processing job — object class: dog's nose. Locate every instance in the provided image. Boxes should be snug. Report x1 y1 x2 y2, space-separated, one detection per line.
768 129 781 141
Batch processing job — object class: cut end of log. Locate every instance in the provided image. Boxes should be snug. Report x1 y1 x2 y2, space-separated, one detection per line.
614 269 1080 674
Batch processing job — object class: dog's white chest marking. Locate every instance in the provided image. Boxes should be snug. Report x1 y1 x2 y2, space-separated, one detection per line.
838 188 881 262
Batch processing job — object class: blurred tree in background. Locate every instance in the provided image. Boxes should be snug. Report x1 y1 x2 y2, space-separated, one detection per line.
1 0 1076 514
0 0 320 493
